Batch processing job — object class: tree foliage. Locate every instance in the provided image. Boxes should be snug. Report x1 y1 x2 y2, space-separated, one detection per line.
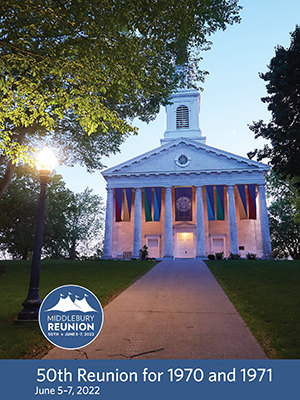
45 187 104 260
0 165 40 259
266 171 300 260
248 26 300 187
0 165 104 259
0 0 241 196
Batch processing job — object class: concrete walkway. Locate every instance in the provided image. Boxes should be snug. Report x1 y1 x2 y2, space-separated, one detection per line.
44 260 266 360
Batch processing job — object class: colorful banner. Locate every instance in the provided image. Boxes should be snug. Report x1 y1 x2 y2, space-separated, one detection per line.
144 187 152 222
175 187 193 221
237 185 248 220
123 188 132 221
115 188 133 222
216 186 225 220
125 188 132 219
153 187 162 222
116 185 255 223
115 188 123 222
248 184 257 219
205 186 215 221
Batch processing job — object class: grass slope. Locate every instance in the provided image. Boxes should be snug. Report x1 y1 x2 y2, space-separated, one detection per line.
207 260 300 359
0 259 156 359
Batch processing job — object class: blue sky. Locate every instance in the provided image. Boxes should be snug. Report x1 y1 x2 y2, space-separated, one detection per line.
57 0 300 201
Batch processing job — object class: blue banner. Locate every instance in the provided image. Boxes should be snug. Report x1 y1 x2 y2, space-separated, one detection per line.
125 188 132 220
144 187 152 222
153 187 162 222
206 186 215 221
0 359 299 400
115 188 123 222
237 184 248 218
216 185 225 220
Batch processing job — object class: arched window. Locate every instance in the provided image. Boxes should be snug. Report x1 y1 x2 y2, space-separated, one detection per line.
176 105 189 129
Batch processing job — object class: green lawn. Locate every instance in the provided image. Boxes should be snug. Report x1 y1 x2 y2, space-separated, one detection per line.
206 260 300 359
0 259 157 359
1 259 299 360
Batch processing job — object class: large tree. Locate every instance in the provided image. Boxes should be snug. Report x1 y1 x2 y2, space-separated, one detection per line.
50 187 104 260
0 165 41 259
0 165 68 259
0 0 241 196
266 171 300 260
248 26 300 187
0 165 104 259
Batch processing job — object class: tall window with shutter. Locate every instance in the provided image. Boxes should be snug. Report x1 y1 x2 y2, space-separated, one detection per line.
176 105 189 129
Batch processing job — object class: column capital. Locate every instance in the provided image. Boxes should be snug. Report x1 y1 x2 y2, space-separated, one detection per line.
164 187 172 195
196 186 203 197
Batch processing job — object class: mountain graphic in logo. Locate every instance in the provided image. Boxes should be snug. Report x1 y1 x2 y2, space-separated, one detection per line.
45 292 98 313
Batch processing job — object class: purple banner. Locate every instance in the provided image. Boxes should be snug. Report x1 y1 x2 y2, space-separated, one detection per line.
175 187 193 221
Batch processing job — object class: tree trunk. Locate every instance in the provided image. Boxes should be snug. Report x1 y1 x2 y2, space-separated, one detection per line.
22 248 29 260
69 240 77 260
0 160 16 198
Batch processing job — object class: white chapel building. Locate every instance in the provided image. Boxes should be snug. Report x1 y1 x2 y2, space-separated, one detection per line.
102 88 272 260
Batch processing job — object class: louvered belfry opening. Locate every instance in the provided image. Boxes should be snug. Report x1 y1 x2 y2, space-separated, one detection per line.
176 105 189 129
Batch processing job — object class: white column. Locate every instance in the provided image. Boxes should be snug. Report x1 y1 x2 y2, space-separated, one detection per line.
132 188 142 258
196 186 206 259
102 188 114 259
227 185 239 254
163 187 173 259
258 184 272 258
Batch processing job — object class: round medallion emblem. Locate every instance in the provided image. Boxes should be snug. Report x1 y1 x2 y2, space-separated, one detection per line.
178 154 188 165
176 196 192 212
175 153 191 167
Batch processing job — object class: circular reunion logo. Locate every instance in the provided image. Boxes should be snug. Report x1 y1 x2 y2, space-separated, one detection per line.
39 285 103 350
176 196 192 213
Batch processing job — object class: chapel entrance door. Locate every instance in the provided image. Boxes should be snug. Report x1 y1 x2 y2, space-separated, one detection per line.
176 232 194 258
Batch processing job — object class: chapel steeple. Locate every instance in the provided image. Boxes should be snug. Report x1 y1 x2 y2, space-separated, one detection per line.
161 88 206 145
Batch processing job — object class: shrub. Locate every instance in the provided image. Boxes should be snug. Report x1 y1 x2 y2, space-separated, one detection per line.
246 253 257 260
272 249 289 260
228 252 241 260
207 254 215 260
139 245 149 260
215 252 223 260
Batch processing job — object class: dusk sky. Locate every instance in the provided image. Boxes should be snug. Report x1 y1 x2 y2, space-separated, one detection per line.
57 0 300 202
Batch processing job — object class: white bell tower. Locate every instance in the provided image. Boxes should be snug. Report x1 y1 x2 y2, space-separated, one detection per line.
161 88 206 145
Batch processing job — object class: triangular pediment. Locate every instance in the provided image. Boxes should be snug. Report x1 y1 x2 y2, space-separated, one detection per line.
102 139 269 178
